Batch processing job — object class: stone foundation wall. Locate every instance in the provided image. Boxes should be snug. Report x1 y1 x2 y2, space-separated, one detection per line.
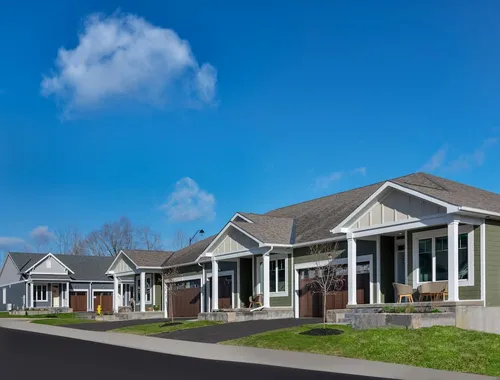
10 307 73 315
199 309 294 323
351 312 456 330
456 306 500 334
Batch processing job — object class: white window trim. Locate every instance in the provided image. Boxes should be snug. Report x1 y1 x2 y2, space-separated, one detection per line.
136 274 153 305
35 284 48 302
256 254 289 298
412 225 475 288
2 288 6 304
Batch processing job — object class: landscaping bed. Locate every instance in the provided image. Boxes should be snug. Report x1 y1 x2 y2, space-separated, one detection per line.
222 324 500 377
30 313 99 326
111 320 220 335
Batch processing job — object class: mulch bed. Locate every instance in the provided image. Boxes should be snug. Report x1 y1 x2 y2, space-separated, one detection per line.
300 328 344 336
160 322 182 327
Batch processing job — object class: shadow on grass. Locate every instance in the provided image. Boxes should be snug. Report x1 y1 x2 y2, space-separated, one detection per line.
300 328 344 336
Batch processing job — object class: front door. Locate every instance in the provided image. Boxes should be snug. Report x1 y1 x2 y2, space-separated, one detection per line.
395 239 406 284
52 284 60 307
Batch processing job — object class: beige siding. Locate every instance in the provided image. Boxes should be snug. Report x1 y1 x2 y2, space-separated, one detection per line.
352 189 446 229
486 220 500 306
213 229 258 255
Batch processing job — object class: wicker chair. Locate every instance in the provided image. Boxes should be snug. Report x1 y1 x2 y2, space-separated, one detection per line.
392 283 414 303
418 282 447 301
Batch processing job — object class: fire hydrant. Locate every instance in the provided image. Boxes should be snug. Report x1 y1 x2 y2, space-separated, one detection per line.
96 304 102 316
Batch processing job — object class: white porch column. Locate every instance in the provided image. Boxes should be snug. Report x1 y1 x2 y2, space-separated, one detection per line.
212 259 219 311
347 236 357 306
263 253 270 308
30 282 34 308
447 220 460 302
113 275 119 312
236 258 241 309
162 274 168 318
66 282 70 307
120 283 124 307
200 264 206 313
140 272 146 312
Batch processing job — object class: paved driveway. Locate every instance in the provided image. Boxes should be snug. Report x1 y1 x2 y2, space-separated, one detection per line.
157 318 321 343
65 318 191 332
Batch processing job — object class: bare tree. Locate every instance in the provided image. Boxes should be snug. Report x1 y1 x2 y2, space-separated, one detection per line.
54 227 86 255
136 226 163 250
162 266 180 321
308 242 346 328
85 217 136 256
30 226 55 252
172 230 186 250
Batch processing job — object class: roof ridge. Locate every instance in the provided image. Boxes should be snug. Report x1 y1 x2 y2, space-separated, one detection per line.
239 212 294 221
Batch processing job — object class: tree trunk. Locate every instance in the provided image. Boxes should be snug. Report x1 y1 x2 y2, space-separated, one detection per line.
169 290 174 322
323 291 327 329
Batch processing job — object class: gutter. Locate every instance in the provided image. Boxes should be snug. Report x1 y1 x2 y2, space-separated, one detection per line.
458 206 500 218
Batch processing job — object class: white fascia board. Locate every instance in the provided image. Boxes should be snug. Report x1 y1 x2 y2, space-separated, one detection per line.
231 213 254 223
330 181 458 234
25 253 75 275
200 221 264 258
458 206 500 218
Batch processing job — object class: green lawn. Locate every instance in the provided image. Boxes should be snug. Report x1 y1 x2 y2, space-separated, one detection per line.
222 324 500 377
111 320 220 335
0 312 96 325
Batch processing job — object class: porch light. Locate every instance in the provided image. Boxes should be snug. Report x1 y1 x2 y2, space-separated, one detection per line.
189 229 205 245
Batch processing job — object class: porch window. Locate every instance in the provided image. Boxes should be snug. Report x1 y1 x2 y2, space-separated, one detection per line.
418 239 432 282
415 231 470 283
269 259 286 292
35 285 48 302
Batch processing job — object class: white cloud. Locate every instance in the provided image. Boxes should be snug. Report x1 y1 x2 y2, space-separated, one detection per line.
0 237 26 249
41 12 217 116
161 177 216 222
421 145 448 172
444 138 499 172
30 226 55 248
315 167 367 190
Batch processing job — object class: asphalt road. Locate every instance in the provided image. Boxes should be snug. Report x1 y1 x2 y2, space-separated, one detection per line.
0 327 389 380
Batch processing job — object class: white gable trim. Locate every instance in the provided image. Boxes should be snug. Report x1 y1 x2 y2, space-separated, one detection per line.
200 222 264 259
25 253 75 275
106 250 139 274
230 213 254 223
331 181 459 234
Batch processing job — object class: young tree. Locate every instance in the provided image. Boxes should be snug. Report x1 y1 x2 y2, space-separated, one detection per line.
308 242 346 328
162 266 180 321
136 226 163 250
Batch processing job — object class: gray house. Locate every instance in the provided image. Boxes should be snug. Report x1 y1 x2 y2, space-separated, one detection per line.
0 252 114 312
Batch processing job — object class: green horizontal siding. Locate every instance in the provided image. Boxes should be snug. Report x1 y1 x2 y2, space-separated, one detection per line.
486 221 500 306
459 226 481 300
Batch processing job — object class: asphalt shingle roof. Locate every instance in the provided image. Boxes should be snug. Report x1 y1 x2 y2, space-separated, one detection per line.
121 249 173 267
9 252 114 282
163 236 216 267
234 213 295 244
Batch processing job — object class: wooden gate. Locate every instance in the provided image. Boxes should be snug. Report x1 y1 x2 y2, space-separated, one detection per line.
69 292 87 312
299 272 369 318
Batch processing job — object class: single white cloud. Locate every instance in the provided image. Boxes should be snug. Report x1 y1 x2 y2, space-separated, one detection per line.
41 12 217 116
444 138 499 172
161 177 216 222
314 167 367 190
421 145 448 172
30 226 55 248
0 237 26 248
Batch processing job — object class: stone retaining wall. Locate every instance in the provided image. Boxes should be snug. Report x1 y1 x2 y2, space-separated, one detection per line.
199 309 294 323
351 312 456 330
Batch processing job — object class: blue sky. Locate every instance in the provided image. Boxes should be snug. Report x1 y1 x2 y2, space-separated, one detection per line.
1 1 500 257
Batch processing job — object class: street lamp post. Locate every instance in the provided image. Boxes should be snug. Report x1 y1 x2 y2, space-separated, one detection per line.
189 229 205 245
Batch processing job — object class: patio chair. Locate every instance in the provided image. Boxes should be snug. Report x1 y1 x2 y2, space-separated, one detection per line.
417 282 447 301
249 294 263 309
392 283 414 303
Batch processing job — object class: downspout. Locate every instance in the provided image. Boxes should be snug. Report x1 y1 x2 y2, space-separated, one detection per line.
250 245 273 312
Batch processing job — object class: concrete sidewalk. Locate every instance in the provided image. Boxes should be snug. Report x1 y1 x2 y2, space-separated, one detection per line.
0 319 493 380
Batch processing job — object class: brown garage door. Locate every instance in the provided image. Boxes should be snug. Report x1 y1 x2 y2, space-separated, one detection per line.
69 292 87 312
93 291 113 312
299 272 369 318
170 280 201 318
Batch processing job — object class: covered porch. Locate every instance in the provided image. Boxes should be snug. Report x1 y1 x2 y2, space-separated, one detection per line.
27 275 71 309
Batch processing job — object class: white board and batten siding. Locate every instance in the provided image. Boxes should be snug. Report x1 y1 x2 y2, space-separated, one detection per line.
213 229 259 255
114 256 134 274
352 189 447 229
